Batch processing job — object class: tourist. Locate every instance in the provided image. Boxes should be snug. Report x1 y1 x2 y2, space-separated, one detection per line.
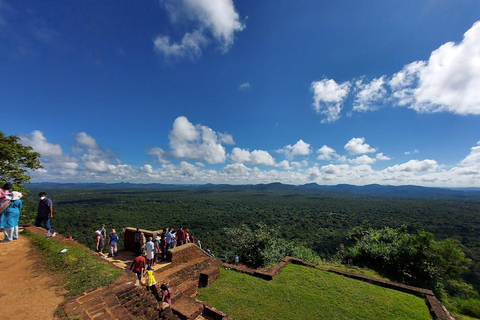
145 236 155 266
130 251 146 283
35 192 53 230
160 234 167 261
171 229 176 248
160 284 172 307
134 228 141 253
189 233 195 245
144 265 160 300
1 191 22 243
100 224 107 241
165 228 173 251
109 229 119 257
140 231 146 255
197 239 202 249
0 182 13 229
176 226 185 247
94 230 106 259
154 232 161 262
184 228 190 243
0 182 12 203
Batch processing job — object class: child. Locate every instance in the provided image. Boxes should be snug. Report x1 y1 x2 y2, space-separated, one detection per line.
144 265 160 300
161 284 172 307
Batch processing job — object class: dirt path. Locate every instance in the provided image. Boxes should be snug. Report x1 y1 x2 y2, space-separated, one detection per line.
0 234 65 320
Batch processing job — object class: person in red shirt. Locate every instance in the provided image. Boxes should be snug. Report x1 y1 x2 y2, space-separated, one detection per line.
176 226 185 246
130 251 146 282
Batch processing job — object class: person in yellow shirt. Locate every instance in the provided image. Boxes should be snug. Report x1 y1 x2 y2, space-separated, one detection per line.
143 265 160 300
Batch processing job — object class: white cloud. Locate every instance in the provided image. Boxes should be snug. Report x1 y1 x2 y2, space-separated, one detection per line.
20 130 63 156
230 147 276 166
222 163 249 176
404 149 419 155
390 21 480 115
349 155 376 165
153 30 207 59
147 147 168 163
278 139 312 159
250 150 275 166
155 0 245 59
218 132 235 144
353 77 387 112
317 145 338 161
385 159 438 173
376 153 391 161
344 137 376 155
168 116 229 164
230 147 251 163
239 82 250 89
276 160 292 170
179 161 197 175
311 79 351 123
461 140 480 166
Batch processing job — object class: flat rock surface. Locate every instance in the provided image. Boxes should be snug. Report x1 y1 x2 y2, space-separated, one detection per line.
0 234 65 319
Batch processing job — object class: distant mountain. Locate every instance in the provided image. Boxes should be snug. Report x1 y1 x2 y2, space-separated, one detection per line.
27 182 480 199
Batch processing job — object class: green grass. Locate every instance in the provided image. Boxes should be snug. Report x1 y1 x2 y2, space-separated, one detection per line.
197 264 432 320
23 229 123 297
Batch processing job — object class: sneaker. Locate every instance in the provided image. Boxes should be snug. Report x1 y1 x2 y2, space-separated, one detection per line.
12 237 18 240
0 239 11 243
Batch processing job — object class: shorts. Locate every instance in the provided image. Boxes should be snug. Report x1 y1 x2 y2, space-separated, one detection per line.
96 246 104 253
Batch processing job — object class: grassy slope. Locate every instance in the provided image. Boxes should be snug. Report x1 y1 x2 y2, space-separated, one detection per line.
23 229 123 297
197 264 431 320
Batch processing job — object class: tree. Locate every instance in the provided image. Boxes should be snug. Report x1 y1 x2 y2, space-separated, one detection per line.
1 131 42 223
339 225 470 294
0 131 42 187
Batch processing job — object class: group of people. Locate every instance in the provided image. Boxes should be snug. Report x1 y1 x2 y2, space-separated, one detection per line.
130 250 172 306
134 226 196 265
1 182 54 242
94 225 119 259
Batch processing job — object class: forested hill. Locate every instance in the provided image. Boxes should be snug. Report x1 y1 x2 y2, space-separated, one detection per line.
29 182 480 200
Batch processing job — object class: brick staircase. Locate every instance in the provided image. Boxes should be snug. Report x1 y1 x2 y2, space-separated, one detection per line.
62 234 224 320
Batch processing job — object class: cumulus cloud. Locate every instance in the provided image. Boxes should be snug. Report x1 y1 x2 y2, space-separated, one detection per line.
230 147 276 166
155 0 245 59
344 137 376 155
349 155 376 165
390 21 480 115
317 145 338 161
353 77 387 112
384 159 438 173
147 147 168 163
276 160 292 170
222 163 249 176
278 139 312 159
20 130 63 156
461 140 480 166
311 79 351 123
168 116 229 164
376 153 391 161
311 21 480 120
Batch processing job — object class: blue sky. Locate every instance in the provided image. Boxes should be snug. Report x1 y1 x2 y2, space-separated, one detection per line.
1 0 480 186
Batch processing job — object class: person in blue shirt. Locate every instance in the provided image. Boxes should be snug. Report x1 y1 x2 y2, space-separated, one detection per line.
109 229 119 257
2 197 22 242
35 192 53 230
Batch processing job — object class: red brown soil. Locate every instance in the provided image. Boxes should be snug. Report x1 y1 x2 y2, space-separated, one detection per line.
0 234 65 319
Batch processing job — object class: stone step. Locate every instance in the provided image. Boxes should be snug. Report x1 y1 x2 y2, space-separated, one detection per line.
172 279 199 301
198 265 220 288
156 256 212 286
172 296 204 320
